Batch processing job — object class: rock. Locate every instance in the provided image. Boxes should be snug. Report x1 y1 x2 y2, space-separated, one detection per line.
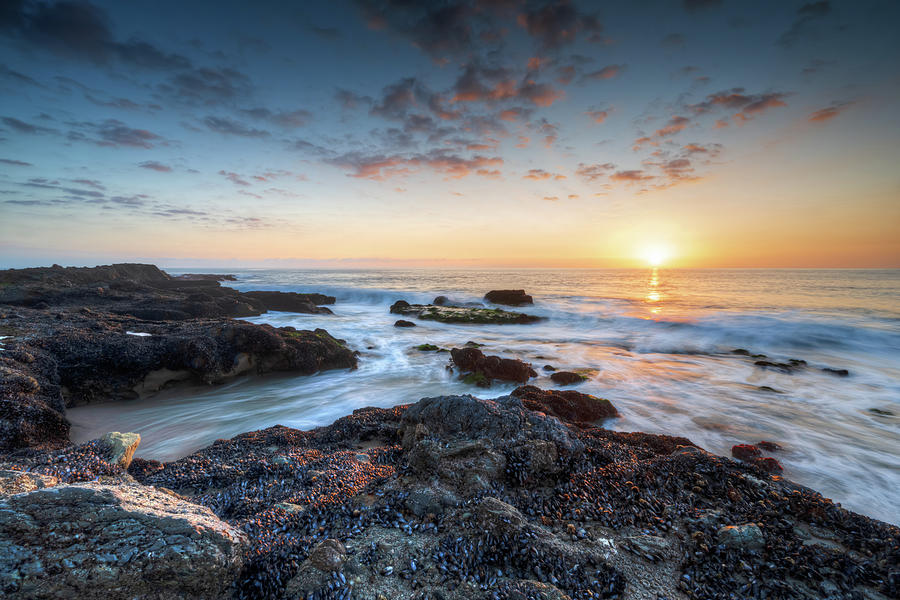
450 347 536 385
731 444 762 461
484 289 534 306
390 300 541 324
172 273 237 281
476 496 528 536
550 371 587 385
308 538 347 572
716 523 765 550
754 359 807 373
512 385 618 422
757 440 781 452
0 482 245 599
432 295 449 305
394 319 416 327
243 290 335 314
100 432 141 469
542 364 556 371
414 344 441 352
822 367 849 377
754 457 784 473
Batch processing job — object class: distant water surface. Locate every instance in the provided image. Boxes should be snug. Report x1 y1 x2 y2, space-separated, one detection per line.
69 268 900 524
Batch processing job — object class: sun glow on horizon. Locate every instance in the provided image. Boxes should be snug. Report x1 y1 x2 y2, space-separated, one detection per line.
641 244 672 267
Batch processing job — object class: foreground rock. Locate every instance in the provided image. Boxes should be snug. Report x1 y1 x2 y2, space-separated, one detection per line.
4 395 896 600
0 308 356 452
390 300 541 324
0 481 245 599
484 289 534 306
450 347 536 385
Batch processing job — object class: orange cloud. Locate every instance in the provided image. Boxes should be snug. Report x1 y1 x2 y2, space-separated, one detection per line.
809 101 853 123
523 168 566 180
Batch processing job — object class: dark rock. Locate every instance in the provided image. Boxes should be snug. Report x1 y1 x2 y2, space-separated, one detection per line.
731 444 762 461
757 440 781 452
822 367 850 377
172 273 237 281
243 291 334 314
512 385 618 423
754 457 784 473
414 344 441 352
450 347 536 385
542 364 556 371
754 359 807 373
716 523 764 550
432 295 449 306
868 407 895 416
308 538 346 572
550 371 587 385
484 289 534 306
731 348 751 356
393 319 416 327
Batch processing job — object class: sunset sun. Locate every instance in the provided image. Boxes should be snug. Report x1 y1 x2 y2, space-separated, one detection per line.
641 244 671 267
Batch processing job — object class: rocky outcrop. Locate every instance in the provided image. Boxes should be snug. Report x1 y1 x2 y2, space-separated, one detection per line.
0 482 245 599
390 300 541 324
450 347 537 385
243 290 335 314
484 289 534 306
512 385 618 423
0 308 357 452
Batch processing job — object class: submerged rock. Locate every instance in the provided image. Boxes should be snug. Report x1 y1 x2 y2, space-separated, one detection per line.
0 482 245 599
731 444 762 461
450 347 537 385
393 319 416 327
550 370 587 385
484 289 534 306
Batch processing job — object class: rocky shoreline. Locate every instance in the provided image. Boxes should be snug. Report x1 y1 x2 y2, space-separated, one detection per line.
0 265 897 599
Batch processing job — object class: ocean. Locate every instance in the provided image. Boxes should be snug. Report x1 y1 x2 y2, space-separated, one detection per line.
68 268 900 524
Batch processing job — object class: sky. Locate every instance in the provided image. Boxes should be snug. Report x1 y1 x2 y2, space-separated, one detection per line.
1 0 899 269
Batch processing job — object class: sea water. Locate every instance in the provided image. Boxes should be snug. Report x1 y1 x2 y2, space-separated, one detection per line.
68 268 900 524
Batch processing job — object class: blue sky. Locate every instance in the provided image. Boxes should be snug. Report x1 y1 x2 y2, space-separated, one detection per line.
1 0 898 267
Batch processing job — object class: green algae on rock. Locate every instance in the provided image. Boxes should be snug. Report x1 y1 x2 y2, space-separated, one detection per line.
390 300 541 324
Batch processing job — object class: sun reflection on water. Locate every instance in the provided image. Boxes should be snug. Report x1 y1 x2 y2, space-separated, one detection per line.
646 267 662 314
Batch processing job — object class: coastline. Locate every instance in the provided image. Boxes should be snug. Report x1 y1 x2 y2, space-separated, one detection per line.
1 264 897 599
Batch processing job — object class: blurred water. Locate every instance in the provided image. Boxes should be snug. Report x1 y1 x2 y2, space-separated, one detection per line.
69 268 900 524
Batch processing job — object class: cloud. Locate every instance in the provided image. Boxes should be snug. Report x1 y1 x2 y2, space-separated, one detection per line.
327 149 503 180
239 107 311 128
72 178 104 190
610 169 653 183
450 64 565 107
517 0 603 49
543 196 559 202
1 116 56 135
67 119 164 148
139 160 172 172
779 1 831 47
582 64 625 81
0 158 32 166
523 169 565 181
575 162 615 181
162 67 252 105
808 101 852 123
585 108 610 124
654 115 690 138
335 89 373 110
203 116 270 138
218 170 251 186
690 88 789 121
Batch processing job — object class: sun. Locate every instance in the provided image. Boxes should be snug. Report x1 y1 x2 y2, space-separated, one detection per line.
641 244 670 267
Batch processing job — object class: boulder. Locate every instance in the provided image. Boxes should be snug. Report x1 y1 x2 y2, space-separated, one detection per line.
550 371 587 385
484 289 534 306
308 538 347 572
432 295 449 306
716 523 765 551
0 482 245 599
757 440 781 452
754 457 784 473
731 444 762 461
393 319 416 327
512 385 618 423
100 432 141 469
450 347 536 385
